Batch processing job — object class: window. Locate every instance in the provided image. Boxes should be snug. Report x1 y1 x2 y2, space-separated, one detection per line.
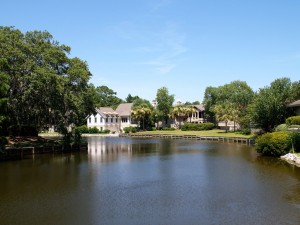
111 118 113 123
95 117 97 123
100 118 103 123
89 118 91 123
121 118 128 123
115 118 118 123
106 118 108 123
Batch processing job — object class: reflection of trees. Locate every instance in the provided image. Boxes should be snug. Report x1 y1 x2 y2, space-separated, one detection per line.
284 184 300 206
255 155 300 206
255 155 288 167
0 152 94 225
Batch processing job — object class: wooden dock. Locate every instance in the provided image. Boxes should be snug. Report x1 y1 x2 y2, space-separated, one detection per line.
120 133 254 144
0 143 88 161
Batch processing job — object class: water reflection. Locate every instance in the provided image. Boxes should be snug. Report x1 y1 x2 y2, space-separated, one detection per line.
1 137 300 225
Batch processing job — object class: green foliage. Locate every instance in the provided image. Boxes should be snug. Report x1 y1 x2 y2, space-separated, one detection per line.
255 131 296 156
75 125 89 134
240 128 251 135
123 126 137 133
212 102 239 132
250 78 295 132
103 129 110 134
94 85 124 109
275 124 289 131
290 81 300 100
126 94 140 103
156 87 174 124
131 99 153 130
0 26 95 136
161 127 176 131
203 81 254 126
75 125 110 134
181 123 215 131
286 116 300 126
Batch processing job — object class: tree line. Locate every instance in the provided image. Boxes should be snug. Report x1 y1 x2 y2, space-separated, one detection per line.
1 27 300 139
203 79 300 132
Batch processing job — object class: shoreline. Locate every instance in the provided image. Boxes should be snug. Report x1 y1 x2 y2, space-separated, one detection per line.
281 153 300 167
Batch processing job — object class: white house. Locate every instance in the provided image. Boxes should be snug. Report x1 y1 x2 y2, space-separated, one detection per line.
87 103 137 133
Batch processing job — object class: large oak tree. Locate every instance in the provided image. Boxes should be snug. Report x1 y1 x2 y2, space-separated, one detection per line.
0 26 95 137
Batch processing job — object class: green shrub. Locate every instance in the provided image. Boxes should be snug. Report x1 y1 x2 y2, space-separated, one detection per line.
255 131 293 156
241 128 251 135
181 123 215 131
123 126 137 133
286 116 300 126
88 127 99 134
290 132 300 153
75 125 89 134
161 127 176 131
103 129 110 134
275 124 288 131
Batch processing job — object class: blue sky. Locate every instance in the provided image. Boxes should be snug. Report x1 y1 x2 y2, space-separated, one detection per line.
1 0 300 103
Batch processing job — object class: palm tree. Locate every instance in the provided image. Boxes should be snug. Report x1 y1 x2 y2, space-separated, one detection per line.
170 106 188 128
212 102 237 132
185 105 197 123
131 106 152 130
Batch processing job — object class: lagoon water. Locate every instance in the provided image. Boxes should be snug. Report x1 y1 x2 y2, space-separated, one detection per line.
1 137 300 225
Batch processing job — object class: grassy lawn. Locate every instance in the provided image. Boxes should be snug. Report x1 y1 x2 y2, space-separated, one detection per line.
136 129 254 138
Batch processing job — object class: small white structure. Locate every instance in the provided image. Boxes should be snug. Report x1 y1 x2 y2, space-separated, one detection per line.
218 121 241 131
87 103 137 133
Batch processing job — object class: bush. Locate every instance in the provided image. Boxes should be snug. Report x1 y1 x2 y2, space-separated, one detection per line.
75 125 89 134
240 128 251 135
181 123 215 131
161 127 176 131
88 127 99 134
255 131 296 156
286 116 300 126
275 124 288 132
123 126 137 133
103 129 110 134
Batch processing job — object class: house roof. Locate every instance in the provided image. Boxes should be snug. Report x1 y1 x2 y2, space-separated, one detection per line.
288 100 300 107
115 103 133 116
194 104 205 111
96 107 117 118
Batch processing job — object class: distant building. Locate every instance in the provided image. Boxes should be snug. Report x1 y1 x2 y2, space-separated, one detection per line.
288 100 300 116
87 103 137 133
170 104 206 128
151 100 157 108
188 104 206 123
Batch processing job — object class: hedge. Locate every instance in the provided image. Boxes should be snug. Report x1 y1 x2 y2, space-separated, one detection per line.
286 116 300 126
255 131 300 157
181 123 215 131
75 125 110 134
123 126 137 133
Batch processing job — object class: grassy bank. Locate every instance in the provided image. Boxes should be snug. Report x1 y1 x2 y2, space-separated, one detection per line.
136 129 254 138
